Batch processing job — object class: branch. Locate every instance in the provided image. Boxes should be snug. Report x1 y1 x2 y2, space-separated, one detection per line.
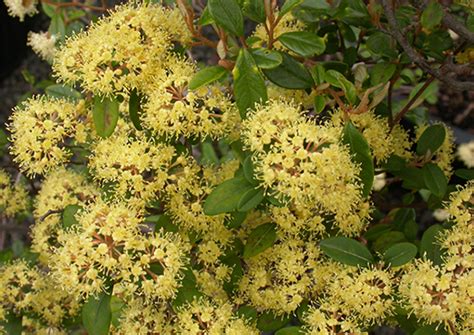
381 0 474 91
443 11 474 45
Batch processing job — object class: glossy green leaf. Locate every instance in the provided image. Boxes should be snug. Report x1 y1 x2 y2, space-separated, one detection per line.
93 96 119 138
342 122 374 197
233 48 268 118
383 242 417 267
251 48 283 69
279 0 304 17
82 292 112 335
325 70 357 104
257 311 290 332
236 305 258 321
420 224 444 265
62 204 82 229
203 177 254 215
110 296 125 328
45 84 82 100
364 224 392 242
421 1 443 31
1 313 22 335
320 236 373 267
243 0 266 23
422 163 447 198
373 231 407 253
172 269 203 309
199 6 214 25
189 66 227 90
243 222 277 258
278 31 326 57
263 53 314 89
366 32 397 58
41 2 56 17
208 0 244 36
49 14 66 41
243 155 259 185
455 169 474 180
416 124 446 156
129 89 142 131
275 326 303 335
313 95 326 114
238 187 265 212
370 63 397 86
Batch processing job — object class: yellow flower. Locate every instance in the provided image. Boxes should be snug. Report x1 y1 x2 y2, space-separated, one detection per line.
53 3 190 95
4 0 37 21
0 169 29 218
8 96 87 176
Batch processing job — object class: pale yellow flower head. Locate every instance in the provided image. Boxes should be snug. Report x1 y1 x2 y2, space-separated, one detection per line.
53 3 191 95
31 168 99 261
27 31 57 62
457 140 474 168
0 169 29 218
142 57 239 140
242 100 370 235
3 0 37 21
8 96 87 176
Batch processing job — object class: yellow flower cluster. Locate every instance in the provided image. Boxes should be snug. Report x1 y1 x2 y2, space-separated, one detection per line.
173 298 259 334
0 260 79 332
31 168 100 262
3 0 37 21
53 3 190 95
8 96 87 176
242 100 370 235
142 57 239 140
49 200 189 300
238 239 321 314
253 13 305 50
89 126 177 209
399 183 473 332
304 265 394 334
0 169 29 218
331 109 412 162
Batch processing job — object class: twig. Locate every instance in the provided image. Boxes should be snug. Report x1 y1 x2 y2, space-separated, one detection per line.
381 0 474 91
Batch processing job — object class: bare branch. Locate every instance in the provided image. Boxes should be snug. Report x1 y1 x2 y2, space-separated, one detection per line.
380 0 474 91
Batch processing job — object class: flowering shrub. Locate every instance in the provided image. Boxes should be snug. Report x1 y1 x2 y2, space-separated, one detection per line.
0 0 473 334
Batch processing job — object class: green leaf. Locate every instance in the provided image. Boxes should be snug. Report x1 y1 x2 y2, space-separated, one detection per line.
1 313 22 335
278 31 326 57
203 177 254 215
243 0 266 23
243 222 277 258
62 204 82 229
279 0 304 17
82 292 112 335
110 296 125 328
422 163 447 198
93 96 119 138
421 1 443 31
225 211 248 229
363 224 392 241
208 0 244 36
0 128 9 148
416 124 446 156
383 242 417 267
199 6 214 26
189 66 227 90
366 32 397 58
370 63 397 86
397 167 426 190
414 325 448 335
310 64 326 85
129 89 143 131
257 311 290 332
49 14 66 41
200 141 220 165
251 48 283 69
233 48 268 118
41 2 56 17
342 122 374 197
236 305 258 321
243 155 259 185
320 236 373 267
373 231 407 253
455 169 474 180
420 224 444 265
238 187 265 212
275 326 303 335
45 84 82 100
325 70 357 104
172 269 203 309
313 95 327 114
263 53 314 89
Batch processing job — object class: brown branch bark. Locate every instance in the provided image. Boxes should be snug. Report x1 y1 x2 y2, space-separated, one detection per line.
381 0 474 91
